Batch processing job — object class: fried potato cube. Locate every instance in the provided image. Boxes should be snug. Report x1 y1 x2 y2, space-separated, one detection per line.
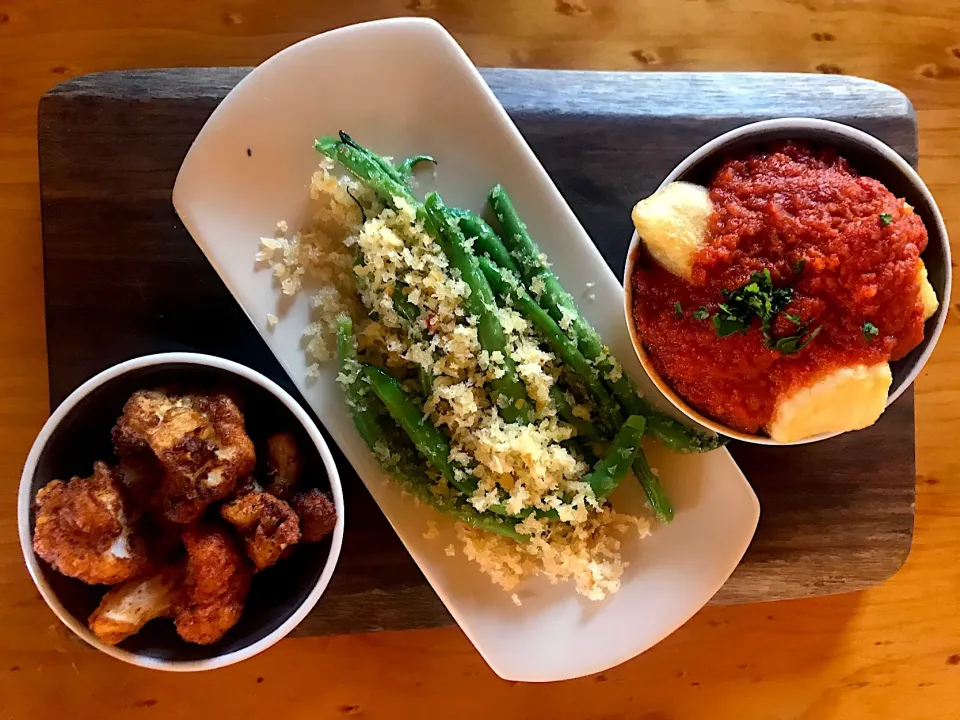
88 565 184 645
175 524 252 645
220 492 301 571
290 489 337 543
33 462 149 585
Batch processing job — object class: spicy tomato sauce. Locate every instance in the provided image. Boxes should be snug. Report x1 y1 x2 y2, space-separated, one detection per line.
631 142 928 434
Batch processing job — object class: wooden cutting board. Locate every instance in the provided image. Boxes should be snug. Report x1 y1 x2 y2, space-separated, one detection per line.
38 69 916 635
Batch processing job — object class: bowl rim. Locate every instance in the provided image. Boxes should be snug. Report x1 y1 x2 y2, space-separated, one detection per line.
18 352 345 671
622 117 952 446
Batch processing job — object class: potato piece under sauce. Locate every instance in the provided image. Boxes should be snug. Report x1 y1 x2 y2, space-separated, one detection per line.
768 363 892 443
631 182 712 281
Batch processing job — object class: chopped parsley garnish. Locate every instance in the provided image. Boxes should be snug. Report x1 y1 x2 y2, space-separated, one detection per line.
772 325 822 355
879 212 893 226
712 268 793 339
709 269 820 355
863 321 879 341
792 258 807 275
692 307 710 321
673 301 683 319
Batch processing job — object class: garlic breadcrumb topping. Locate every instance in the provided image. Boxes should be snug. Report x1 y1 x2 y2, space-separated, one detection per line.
260 162 649 599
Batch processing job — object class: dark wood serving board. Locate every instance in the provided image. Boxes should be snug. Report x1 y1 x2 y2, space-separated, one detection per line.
38 69 917 635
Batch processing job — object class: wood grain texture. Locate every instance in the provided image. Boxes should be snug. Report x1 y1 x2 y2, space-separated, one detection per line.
39 69 916 626
3 2 960 718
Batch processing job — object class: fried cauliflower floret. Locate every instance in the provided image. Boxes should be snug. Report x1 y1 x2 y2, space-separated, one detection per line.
112 390 256 524
32 462 149 585
150 467 217 526
232 475 263 497
220 492 301 571
114 451 163 520
290 489 337 543
175 525 251 645
264 432 303 499
88 564 184 645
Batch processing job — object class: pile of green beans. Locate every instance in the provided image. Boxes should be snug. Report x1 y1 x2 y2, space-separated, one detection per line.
320 133 726 532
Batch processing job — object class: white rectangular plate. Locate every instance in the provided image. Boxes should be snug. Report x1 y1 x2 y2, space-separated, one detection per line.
172 18 759 682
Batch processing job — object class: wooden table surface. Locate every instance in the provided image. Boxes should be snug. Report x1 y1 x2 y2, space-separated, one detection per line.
1 2 958 718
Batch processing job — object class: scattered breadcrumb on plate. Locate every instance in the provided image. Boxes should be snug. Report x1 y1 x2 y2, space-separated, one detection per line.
511 593 522 607
423 520 439 540
444 544 456 557
266 313 279 330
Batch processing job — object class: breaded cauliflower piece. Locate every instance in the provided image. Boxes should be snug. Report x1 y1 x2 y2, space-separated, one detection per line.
232 475 264 498
220 492 301 571
32 462 149 585
175 524 252 645
290 489 337 543
88 564 184 645
115 451 163 520
112 390 256 524
264 432 303 499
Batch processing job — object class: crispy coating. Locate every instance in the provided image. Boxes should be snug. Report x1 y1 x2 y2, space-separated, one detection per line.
115 451 163 519
175 524 251 645
220 492 300 571
264 432 303 499
88 564 184 645
232 475 263 498
113 390 256 524
32 462 149 585
291 489 337 543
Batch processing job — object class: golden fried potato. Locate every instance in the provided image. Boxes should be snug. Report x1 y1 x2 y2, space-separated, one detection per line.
264 432 303 499
88 564 184 645
175 524 251 645
220 492 300 571
290 489 337 543
113 390 256 525
33 462 149 585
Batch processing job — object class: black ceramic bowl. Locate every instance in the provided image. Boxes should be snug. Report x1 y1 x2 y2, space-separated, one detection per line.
18 353 344 670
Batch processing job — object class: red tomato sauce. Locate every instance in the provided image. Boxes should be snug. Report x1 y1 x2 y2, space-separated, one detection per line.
631 142 928 434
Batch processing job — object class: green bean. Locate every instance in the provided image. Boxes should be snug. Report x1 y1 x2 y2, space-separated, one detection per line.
447 208 521 276
422 193 531 424
336 131 405 184
338 317 527 541
336 315 384 448
478 255 623 434
549 385 600 441
391 286 433 398
320 138 531 424
397 155 436 180
488 184 579 328
361 365 477 496
583 415 646 501
631 449 675 523
315 137 415 205
487 184 725 453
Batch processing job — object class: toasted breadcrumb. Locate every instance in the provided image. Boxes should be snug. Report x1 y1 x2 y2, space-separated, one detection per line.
260 162 652 599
